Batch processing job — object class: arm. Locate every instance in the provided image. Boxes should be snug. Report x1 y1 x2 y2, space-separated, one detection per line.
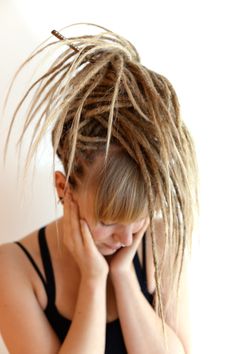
110 267 186 354
109 217 192 354
59 275 107 354
59 193 109 353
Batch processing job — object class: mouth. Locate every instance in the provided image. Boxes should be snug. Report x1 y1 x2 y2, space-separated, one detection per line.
104 243 121 251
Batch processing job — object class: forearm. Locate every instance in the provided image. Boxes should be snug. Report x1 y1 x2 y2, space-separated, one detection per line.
59 276 107 354
111 268 186 354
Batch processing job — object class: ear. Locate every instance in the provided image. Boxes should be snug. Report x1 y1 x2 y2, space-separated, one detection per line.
54 171 71 199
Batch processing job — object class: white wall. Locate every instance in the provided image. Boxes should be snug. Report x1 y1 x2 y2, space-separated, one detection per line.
0 0 236 353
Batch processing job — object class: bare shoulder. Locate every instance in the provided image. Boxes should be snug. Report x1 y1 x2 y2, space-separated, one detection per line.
0 229 41 285
0 220 59 283
0 232 60 353
0 237 34 278
0 229 41 317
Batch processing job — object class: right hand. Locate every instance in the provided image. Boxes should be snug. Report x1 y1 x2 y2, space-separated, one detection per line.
62 190 109 281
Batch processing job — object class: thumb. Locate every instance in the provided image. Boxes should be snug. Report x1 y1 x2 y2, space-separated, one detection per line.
79 219 97 249
132 218 150 248
138 217 150 235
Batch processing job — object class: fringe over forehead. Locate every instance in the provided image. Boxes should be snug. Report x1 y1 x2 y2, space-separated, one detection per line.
93 150 149 224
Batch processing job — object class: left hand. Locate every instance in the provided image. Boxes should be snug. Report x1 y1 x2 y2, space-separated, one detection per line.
109 218 150 275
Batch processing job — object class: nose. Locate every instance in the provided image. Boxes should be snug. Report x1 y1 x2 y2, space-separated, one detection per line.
114 226 133 247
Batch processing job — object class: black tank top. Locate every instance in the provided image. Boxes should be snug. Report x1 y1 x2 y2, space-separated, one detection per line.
15 226 154 354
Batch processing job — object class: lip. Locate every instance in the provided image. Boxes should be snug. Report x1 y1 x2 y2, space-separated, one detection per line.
104 243 121 251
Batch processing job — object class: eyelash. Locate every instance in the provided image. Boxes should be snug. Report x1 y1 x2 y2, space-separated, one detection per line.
101 221 116 227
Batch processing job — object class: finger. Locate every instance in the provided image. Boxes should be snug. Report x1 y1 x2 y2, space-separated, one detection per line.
63 192 74 249
69 199 83 248
142 218 150 232
79 220 96 249
132 218 150 248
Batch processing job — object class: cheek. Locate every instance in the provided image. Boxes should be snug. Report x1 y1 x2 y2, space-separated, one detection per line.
91 225 112 242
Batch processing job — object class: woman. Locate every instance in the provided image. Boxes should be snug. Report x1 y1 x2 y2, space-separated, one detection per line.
0 23 198 354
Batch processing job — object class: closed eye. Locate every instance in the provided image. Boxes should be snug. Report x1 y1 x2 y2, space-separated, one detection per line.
100 221 117 227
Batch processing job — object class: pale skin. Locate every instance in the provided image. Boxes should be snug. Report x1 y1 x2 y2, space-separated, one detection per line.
0 168 192 354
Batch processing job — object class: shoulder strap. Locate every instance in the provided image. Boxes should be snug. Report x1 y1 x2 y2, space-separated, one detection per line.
14 241 47 291
38 227 56 303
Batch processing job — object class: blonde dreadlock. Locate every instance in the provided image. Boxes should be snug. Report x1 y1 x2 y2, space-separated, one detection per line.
3 23 199 350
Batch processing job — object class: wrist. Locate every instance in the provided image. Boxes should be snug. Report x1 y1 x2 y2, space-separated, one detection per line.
80 273 108 288
109 265 131 280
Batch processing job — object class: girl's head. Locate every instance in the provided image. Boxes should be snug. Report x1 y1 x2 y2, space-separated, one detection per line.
55 147 149 256
55 145 149 222
4 23 198 340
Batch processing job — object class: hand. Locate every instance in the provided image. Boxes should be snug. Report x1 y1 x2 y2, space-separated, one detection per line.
62 191 109 281
109 218 150 276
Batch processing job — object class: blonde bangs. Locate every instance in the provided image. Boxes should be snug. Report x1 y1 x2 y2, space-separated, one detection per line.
94 151 148 224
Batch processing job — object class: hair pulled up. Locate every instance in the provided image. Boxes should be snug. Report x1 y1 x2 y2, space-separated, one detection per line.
4 23 199 347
